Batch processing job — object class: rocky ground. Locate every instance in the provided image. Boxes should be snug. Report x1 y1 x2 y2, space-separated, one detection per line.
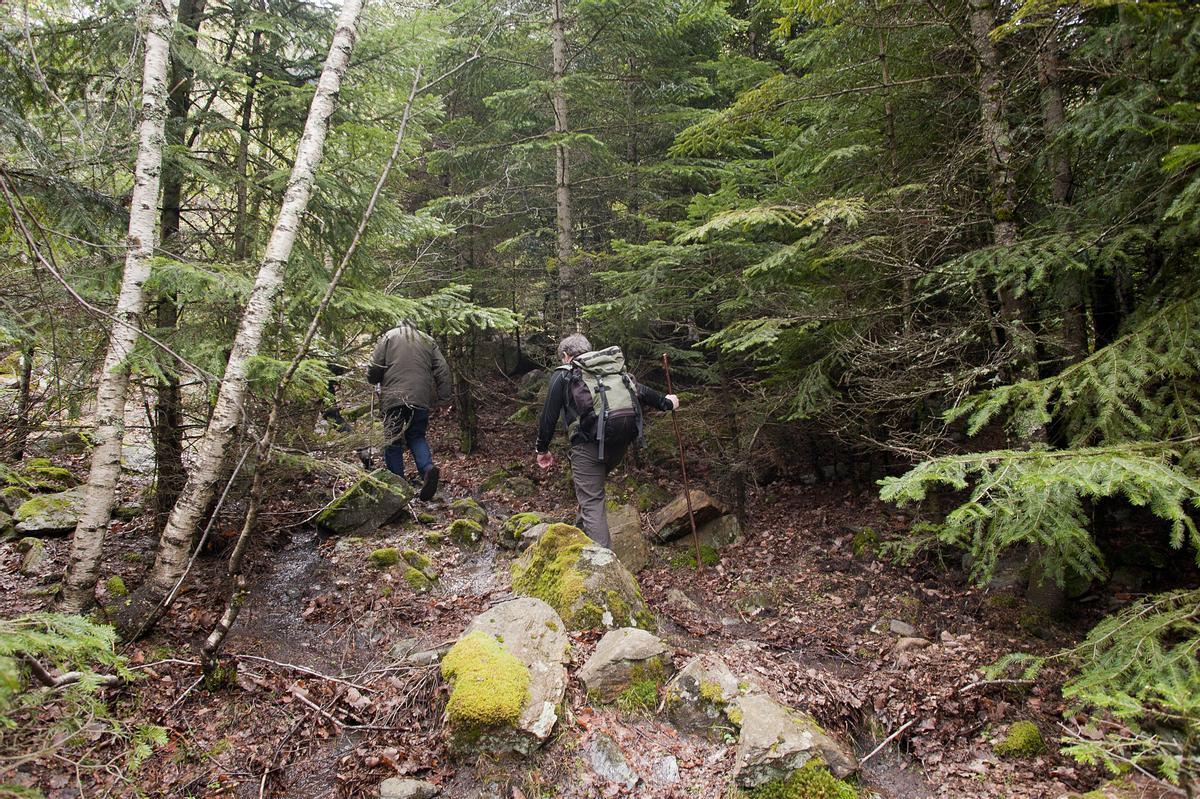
0 378 1178 799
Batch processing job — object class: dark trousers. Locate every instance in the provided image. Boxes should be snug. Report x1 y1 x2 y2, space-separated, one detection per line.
569 440 629 549
383 405 433 478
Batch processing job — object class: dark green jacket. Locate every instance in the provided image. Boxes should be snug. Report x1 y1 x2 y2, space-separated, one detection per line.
367 324 452 410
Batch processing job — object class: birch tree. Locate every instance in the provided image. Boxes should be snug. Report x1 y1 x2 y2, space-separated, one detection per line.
59 0 180 613
116 0 367 637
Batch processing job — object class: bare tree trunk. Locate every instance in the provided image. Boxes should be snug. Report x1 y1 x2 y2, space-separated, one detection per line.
153 0 206 535
201 62 420 662
551 0 576 333
13 345 34 459
118 0 367 639
59 0 180 614
233 25 263 262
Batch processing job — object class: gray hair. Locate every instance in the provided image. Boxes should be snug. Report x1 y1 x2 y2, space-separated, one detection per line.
557 333 592 360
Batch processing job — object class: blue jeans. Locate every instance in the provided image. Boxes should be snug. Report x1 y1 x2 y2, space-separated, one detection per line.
382 405 433 478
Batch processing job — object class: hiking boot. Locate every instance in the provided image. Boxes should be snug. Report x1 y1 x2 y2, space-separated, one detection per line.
357 449 373 470
418 465 440 501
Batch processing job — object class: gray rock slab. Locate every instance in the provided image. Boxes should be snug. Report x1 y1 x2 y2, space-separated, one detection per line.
649 490 724 543
314 470 412 536
585 733 638 790
607 503 649 572
732 692 857 787
379 778 439 799
578 627 674 702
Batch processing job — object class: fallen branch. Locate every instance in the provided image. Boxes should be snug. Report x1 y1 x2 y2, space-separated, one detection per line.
19 653 123 691
860 717 917 765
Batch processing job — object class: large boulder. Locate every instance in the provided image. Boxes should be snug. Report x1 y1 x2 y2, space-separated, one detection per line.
607 503 649 572
663 654 742 737
649 490 724 544
732 692 857 786
14 487 86 536
578 627 674 703
441 597 569 755
511 524 654 631
693 514 741 549
314 470 412 536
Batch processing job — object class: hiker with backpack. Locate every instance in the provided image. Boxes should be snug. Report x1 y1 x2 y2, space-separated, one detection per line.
535 333 679 548
367 321 452 500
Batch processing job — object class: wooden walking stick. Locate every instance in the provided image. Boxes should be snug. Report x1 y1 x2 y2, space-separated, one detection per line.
662 353 703 572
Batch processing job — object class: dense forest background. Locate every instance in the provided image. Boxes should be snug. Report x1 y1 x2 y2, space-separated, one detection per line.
2 0 1199 795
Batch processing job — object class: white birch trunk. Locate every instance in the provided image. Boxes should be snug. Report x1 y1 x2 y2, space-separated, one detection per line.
551 0 576 332
59 0 180 613
119 0 366 637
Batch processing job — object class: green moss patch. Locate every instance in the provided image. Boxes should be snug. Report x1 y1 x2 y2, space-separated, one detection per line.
448 518 483 546
615 679 659 714
500 512 543 546
670 544 720 569
511 524 590 611
741 761 858 799
851 527 879 557
404 567 433 592
441 631 530 739
368 547 401 569
450 497 488 525
105 575 128 597
994 720 1044 758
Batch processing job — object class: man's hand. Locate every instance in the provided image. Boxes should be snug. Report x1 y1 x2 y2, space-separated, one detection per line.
536 451 555 469
665 393 680 411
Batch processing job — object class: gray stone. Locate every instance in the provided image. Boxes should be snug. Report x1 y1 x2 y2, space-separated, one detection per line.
14 488 86 536
585 733 638 790
0 486 32 514
578 627 674 702
446 597 569 755
516 369 547 401
0 509 13 540
17 537 47 575
871 618 917 637
649 490 724 543
389 637 421 660
503 475 536 498
694 514 741 549
511 524 653 631
450 497 488 526
651 755 680 785
499 512 544 550
314 470 412 536
518 522 550 551
663 654 742 738
607 503 648 572
379 778 439 799
895 637 932 653
732 692 857 786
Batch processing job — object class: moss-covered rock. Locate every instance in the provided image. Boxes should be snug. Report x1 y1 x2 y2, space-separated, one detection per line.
404 566 433 592
105 575 128 597
441 632 530 752
994 720 1044 758
503 475 536 497
578 627 674 703
448 518 483 547
734 692 858 785
314 469 413 536
19 458 76 492
507 405 538 424
499 512 544 550
0 485 32 514
739 760 858 799
510 524 653 631
850 527 880 557
670 544 720 569
16 537 46 575
369 547 401 569
664 654 742 737
402 549 438 581
481 469 510 492
450 497 488 526
14 488 86 536
423 531 444 546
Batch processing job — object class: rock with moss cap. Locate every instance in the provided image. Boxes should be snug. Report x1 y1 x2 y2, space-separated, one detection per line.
499 512 545 550
0 486 32 514
450 497 488 526
17 458 77 492
401 549 438 581
733 692 857 786
17 537 47 575
994 720 1044 758
443 597 569 755
511 524 654 631
663 654 743 737
314 470 412 536
740 760 858 799
578 627 674 703
14 487 86 536
447 518 483 547
607 503 649 572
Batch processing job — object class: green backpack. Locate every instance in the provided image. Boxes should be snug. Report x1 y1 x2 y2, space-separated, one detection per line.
558 346 643 458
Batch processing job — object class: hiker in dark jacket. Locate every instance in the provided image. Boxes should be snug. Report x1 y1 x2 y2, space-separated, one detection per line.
535 333 678 547
367 322 452 500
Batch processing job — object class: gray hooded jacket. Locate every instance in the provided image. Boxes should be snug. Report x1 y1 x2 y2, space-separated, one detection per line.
367 324 452 410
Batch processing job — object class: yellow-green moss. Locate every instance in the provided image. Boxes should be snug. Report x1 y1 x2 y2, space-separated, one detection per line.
615 679 659 714
699 679 727 706
441 631 530 738
404 566 433 592
424 531 444 546
368 547 401 569
202 662 238 692
670 545 719 569
14 491 78 521
450 497 488 525
511 524 590 610
448 518 483 546
417 511 437 525
501 512 543 545
105 575 128 597
994 720 1044 758
402 549 432 572
740 760 858 799
850 527 879 557
507 405 537 424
